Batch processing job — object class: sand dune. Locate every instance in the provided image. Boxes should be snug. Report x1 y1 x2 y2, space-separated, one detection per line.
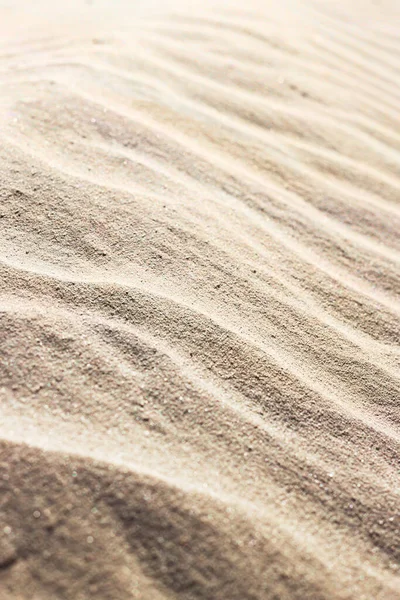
0 0 399 598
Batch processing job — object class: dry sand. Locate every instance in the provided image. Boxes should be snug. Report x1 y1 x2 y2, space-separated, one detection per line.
0 0 399 598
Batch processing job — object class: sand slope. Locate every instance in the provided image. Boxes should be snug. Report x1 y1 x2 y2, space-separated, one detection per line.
0 0 399 598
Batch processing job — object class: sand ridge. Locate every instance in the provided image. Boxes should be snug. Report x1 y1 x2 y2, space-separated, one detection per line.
0 0 399 598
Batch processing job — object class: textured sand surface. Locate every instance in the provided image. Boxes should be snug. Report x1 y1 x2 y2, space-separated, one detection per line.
0 0 400 598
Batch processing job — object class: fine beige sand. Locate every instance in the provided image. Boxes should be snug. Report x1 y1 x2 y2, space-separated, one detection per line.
0 0 399 598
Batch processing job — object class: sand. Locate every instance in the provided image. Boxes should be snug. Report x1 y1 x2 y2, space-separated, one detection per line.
0 0 399 598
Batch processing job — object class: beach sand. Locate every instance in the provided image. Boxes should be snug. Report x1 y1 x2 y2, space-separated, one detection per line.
0 0 399 598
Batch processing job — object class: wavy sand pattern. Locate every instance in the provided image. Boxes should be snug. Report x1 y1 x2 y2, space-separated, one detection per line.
0 0 399 598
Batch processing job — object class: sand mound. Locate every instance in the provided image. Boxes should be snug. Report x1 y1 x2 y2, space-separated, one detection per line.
0 0 399 598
